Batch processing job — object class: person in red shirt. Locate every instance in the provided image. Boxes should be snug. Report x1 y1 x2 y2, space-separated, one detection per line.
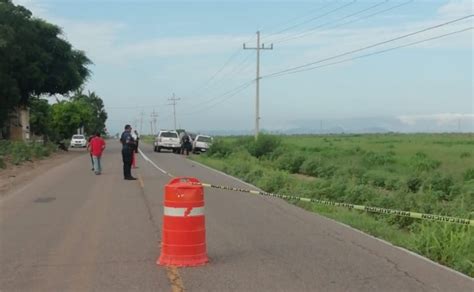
90 132 106 175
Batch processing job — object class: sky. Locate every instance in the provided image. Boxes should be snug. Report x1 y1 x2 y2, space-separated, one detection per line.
13 0 474 134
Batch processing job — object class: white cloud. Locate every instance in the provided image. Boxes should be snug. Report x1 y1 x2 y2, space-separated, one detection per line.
398 113 474 125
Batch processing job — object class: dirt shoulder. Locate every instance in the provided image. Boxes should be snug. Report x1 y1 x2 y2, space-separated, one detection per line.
0 149 85 197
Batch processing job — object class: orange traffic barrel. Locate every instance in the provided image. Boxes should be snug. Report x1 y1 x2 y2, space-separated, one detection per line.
158 177 209 267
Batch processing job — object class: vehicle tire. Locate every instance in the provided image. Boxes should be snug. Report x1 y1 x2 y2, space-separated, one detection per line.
157 147 161 152
154 146 157 152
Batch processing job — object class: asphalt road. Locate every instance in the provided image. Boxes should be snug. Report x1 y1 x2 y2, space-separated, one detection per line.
1 142 472 291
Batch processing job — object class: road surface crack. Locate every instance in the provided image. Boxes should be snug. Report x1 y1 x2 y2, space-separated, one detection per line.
349 240 437 291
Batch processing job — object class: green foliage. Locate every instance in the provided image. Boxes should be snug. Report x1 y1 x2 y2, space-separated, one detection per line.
275 151 306 173
410 151 441 172
242 134 282 158
69 90 108 135
299 157 336 178
0 0 91 134
411 223 473 277
29 97 52 138
362 151 395 166
207 139 233 158
0 140 55 167
464 168 474 181
460 152 471 158
194 133 474 276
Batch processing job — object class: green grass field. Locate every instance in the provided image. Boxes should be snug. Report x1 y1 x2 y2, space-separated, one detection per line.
194 133 474 276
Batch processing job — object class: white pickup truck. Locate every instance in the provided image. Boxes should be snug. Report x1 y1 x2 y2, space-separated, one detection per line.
154 130 181 153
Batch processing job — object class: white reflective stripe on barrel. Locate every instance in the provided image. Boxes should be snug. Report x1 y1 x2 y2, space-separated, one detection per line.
164 206 205 217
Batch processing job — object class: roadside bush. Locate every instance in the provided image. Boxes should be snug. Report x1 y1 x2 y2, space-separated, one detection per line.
275 151 306 173
344 184 376 205
242 134 282 158
464 168 474 181
411 223 474 277
299 157 337 178
207 139 233 158
427 173 455 201
0 157 5 169
10 142 32 165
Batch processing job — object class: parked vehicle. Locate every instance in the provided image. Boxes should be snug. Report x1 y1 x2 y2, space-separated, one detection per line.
192 135 213 153
154 130 181 152
70 134 87 148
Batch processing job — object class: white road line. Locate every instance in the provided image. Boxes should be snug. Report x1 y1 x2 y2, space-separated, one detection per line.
139 149 473 280
138 149 173 177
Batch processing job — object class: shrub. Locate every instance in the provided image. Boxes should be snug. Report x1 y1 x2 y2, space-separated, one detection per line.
362 151 395 166
464 168 474 181
243 134 282 158
363 172 387 188
10 142 32 165
344 184 376 205
427 173 455 200
299 157 337 178
207 139 233 158
275 151 306 173
406 176 423 193
410 152 441 172
460 152 471 158
0 157 5 169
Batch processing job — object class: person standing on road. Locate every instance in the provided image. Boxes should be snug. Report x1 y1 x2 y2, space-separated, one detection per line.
86 135 95 171
120 124 136 180
90 132 106 175
131 130 140 168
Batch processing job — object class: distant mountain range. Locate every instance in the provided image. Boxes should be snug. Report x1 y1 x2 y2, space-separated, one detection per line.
201 116 474 136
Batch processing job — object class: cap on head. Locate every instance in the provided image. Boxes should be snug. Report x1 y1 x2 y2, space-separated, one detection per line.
125 124 132 130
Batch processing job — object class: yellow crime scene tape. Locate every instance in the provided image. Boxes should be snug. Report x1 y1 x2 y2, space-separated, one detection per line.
197 183 474 227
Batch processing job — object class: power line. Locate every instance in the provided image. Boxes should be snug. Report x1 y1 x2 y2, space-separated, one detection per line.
264 27 472 79
263 15 473 79
273 0 390 44
181 80 254 116
182 80 255 114
263 1 340 40
184 35 255 104
326 0 413 31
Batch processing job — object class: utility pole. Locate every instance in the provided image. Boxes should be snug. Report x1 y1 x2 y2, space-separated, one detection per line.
244 31 273 140
168 93 180 130
139 110 144 133
150 109 158 134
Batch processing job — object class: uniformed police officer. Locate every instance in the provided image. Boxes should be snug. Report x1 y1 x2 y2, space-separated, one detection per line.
120 124 136 180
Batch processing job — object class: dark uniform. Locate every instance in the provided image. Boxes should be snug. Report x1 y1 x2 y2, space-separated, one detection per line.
120 130 135 179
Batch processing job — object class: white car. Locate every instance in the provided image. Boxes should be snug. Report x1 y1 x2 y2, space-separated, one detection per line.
70 134 87 148
154 130 181 152
193 135 213 153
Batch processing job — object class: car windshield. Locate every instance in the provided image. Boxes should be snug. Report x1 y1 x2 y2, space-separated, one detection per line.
197 136 212 142
73 135 84 139
161 132 178 138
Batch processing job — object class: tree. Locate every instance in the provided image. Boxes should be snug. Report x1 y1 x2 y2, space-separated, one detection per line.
50 99 94 140
0 0 91 134
70 90 108 135
29 97 52 139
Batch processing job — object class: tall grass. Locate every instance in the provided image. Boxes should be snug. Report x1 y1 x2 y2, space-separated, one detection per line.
194 133 474 276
